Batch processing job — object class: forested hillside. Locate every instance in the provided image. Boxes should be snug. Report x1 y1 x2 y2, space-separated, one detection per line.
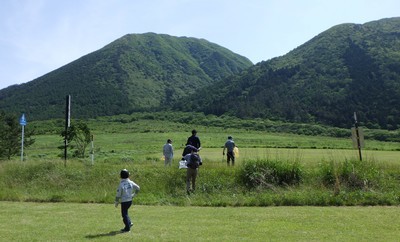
176 17 400 129
1 18 399 130
0 33 252 120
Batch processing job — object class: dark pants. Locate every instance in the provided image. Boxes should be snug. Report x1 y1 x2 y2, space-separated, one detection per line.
186 167 198 193
227 151 235 166
121 201 132 231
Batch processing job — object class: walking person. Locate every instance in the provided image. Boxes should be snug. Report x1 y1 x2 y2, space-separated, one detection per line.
184 147 202 195
223 136 236 166
163 139 174 167
114 169 140 233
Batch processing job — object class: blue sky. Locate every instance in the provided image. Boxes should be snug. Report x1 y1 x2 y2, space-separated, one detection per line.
0 0 399 90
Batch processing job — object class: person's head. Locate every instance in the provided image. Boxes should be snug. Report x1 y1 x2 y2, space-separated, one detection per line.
167 139 172 144
120 169 130 179
191 129 197 135
228 136 233 140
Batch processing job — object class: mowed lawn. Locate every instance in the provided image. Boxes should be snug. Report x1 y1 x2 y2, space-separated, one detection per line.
1 201 399 241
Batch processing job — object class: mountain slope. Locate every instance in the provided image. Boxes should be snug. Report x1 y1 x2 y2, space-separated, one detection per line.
0 33 252 120
179 17 400 129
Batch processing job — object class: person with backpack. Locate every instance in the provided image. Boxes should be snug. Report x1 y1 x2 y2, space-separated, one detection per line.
181 144 197 157
223 136 236 166
114 169 140 233
184 147 202 195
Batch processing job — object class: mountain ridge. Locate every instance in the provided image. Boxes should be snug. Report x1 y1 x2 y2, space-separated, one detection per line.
176 17 400 129
0 33 253 120
1 17 399 129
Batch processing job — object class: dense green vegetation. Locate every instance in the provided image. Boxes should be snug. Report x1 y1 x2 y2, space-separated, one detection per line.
1 156 399 206
177 17 400 129
1 18 400 130
0 111 35 159
0 33 252 120
1 113 399 206
30 112 400 142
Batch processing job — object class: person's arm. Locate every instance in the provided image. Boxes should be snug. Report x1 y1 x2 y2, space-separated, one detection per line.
184 154 191 165
131 182 140 198
186 137 190 146
163 145 167 157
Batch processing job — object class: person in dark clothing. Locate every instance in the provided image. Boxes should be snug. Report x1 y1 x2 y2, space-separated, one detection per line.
184 147 202 195
182 144 197 157
186 129 201 149
181 130 201 164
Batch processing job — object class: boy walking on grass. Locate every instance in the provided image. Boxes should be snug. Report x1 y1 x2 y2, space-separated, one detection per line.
115 169 140 232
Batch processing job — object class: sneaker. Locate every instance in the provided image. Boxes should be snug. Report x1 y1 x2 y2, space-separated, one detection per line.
120 228 130 233
130 223 133 228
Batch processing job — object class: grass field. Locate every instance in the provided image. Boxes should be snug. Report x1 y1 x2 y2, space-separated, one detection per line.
24 129 400 166
1 201 399 241
2 118 400 240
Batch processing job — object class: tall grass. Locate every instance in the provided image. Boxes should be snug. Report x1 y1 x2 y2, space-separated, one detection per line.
1 155 399 206
238 159 302 189
320 158 381 191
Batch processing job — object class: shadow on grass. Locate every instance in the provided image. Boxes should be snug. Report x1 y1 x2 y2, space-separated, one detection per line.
85 230 127 239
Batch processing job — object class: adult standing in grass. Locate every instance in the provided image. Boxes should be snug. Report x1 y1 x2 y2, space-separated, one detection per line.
184 147 202 195
163 139 174 167
182 129 201 158
186 129 201 150
115 169 140 233
223 136 236 166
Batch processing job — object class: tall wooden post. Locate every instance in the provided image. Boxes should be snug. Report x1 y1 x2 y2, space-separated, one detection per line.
353 112 362 161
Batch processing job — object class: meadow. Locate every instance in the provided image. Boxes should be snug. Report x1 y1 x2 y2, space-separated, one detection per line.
1 115 400 240
1 116 399 206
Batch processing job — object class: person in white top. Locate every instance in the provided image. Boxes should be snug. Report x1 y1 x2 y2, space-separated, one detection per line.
115 169 140 232
163 139 174 167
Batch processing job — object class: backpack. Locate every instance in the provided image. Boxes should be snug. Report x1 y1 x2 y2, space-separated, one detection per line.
187 153 201 169
182 145 194 157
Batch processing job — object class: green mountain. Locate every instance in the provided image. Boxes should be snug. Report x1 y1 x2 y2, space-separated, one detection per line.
1 18 399 130
177 17 400 129
0 33 252 120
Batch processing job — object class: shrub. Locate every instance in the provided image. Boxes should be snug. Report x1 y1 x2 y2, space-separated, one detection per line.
320 158 381 192
238 159 303 190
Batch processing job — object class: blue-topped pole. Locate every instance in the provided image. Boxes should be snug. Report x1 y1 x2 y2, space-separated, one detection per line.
20 113 27 161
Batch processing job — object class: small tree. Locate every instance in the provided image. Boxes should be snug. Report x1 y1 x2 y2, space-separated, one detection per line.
0 112 35 160
60 120 91 158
